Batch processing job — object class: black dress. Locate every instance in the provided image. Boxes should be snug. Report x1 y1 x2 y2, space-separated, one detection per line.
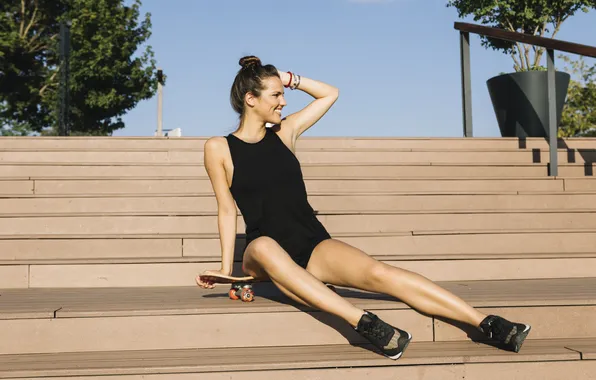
225 127 331 268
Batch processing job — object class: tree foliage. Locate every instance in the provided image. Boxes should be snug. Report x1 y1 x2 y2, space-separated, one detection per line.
0 0 158 136
558 55 596 137
447 1 596 71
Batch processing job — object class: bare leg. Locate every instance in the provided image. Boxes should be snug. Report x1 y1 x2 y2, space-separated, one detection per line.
306 239 486 327
242 237 364 327
245 263 311 308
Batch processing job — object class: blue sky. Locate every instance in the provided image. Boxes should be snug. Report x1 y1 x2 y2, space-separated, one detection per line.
117 0 596 138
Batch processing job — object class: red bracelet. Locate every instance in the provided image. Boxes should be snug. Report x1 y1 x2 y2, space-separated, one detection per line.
286 72 293 88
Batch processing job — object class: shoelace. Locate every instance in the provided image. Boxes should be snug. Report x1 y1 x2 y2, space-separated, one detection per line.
487 319 504 339
366 321 390 342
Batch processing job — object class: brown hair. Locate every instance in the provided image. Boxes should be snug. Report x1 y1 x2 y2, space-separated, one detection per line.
230 56 279 116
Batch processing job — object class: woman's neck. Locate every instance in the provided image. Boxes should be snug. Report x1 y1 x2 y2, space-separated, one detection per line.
235 114 267 141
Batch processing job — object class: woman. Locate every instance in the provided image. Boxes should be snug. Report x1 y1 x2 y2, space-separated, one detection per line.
197 55 531 360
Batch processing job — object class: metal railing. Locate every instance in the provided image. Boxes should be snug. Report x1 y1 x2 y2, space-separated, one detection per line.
455 22 596 176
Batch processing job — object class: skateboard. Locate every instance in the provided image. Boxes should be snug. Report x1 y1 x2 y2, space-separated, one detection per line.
196 271 338 303
197 272 257 302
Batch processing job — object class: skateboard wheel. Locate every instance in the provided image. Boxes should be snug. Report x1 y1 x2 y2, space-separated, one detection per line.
241 288 254 302
229 287 240 300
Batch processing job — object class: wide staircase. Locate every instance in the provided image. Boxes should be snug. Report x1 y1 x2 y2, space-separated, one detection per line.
0 135 595 379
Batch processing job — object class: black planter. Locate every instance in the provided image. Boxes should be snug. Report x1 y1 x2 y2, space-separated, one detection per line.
486 71 570 138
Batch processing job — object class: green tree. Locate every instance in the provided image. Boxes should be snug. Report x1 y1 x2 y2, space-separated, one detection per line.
0 0 158 136
447 1 596 72
0 0 62 135
558 55 596 137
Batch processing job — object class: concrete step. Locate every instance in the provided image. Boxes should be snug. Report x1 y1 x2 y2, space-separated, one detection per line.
565 178 596 191
0 338 593 379
1 232 594 261
3 178 581 196
0 181 33 195
3 229 594 288
0 212 592 236
0 163 555 179
0 149 593 165
0 278 594 354
4 256 596 288
1 194 596 216
1 136 595 150
1 162 594 179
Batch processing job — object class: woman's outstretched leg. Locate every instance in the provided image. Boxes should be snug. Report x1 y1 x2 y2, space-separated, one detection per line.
307 238 531 353
307 239 485 325
242 236 364 327
242 236 412 359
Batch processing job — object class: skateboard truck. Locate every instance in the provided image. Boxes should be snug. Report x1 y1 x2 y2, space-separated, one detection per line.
228 282 255 302
227 283 336 302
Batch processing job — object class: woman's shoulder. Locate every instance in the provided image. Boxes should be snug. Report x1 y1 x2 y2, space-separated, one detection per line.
206 135 228 145
204 136 230 159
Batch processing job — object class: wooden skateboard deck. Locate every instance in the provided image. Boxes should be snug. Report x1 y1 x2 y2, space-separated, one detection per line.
197 271 257 302
196 271 338 303
197 272 256 284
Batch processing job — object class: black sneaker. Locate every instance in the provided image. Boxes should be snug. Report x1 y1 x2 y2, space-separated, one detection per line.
479 315 531 353
355 311 412 360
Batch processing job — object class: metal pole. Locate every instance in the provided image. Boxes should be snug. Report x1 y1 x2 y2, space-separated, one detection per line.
58 21 71 136
460 31 473 137
157 68 163 137
546 49 558 176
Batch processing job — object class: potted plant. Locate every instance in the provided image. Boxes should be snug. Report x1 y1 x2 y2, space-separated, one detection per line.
447 1 595 138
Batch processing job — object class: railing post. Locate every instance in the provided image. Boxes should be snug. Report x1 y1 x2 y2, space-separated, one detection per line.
546 49 558 176
58 21 71 137
460 31 473 137
157 68 164 137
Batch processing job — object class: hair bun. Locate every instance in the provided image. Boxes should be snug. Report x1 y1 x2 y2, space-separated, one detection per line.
239 56 262 69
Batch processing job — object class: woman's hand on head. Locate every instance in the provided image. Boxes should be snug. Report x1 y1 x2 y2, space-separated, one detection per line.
278 70 290 87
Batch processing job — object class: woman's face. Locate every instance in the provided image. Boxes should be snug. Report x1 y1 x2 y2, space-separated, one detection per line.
249 76 287 124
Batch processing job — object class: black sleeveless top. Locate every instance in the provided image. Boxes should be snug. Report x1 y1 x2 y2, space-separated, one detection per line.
225 128 324 246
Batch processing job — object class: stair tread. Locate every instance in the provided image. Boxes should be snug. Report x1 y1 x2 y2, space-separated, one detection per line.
566 339 596 359
0 161 591 167
2 208 596 218
2 251 596 265
2 228 596 240
1 278 596 319
0 338 588 377
5 189 596 200
2 147 593 152
0 161 570 167
0 146 594 151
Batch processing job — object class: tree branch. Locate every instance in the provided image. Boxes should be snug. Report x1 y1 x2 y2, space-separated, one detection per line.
24 27 44 50
550 17 563 40
28 42 50 53
506 19 527 71
39 82 58 97
520 21 532 70
531 24 540 56
534 17 563 69
28 32 58 53
23 0 39 39
19 0 26 37
526 45 533 70
39 71 59 97
516 44 526 71
532 22 548 68
511 52 522 71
